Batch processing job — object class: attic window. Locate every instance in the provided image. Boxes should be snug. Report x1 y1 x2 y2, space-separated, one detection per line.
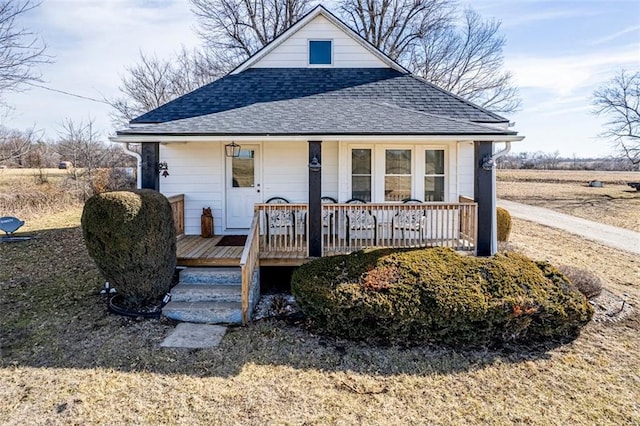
309 40 332 65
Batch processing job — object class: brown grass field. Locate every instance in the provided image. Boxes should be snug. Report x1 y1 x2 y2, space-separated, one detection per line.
0 171 639 424
497 169 640 231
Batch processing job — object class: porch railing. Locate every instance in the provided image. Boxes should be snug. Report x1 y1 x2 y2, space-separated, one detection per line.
255 203 309 255
255 202 477 256
167 194 185 237
323 202 477 254
240 211 260 325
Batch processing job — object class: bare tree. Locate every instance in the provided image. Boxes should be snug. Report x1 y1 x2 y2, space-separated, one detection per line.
0 125 38 165
109 47 226 126
409 8 519 113
0 0 49 99
593 70 640 170
56 118 107 179
190 0 313 64
338 0 452 62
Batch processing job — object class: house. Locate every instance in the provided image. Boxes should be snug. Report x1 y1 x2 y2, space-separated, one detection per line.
111 6 523 323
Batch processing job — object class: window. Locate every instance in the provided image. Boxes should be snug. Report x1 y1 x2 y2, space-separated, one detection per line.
231 149 255 188
351 149 371 201
309 40 332 65
385 149 412 201
424 149 445 201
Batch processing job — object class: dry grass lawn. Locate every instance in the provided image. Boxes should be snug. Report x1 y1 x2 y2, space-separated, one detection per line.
498 169 640 231
1 205 639 425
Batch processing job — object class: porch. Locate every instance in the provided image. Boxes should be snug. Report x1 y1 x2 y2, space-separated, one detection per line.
170 195 478 267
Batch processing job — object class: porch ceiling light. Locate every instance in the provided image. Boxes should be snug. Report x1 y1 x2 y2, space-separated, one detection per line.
225 141 241 158
308 155 321 172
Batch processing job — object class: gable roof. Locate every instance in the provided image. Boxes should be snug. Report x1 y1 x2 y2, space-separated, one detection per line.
117 6 519 140
126 68 510 134
231 5 407 75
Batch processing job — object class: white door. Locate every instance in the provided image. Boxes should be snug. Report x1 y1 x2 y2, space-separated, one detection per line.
226 145 260 229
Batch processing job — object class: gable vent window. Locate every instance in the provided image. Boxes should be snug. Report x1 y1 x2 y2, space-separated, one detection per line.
309 40 332 65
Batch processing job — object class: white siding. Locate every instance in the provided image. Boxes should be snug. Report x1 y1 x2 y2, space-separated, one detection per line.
321 141 339 200
261 142 307 202
458 141 475 198
160 142 224 235
253 15 387 69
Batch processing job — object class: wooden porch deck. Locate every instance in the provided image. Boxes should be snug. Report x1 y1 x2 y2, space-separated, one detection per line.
172 196 478 268
177 235 309 267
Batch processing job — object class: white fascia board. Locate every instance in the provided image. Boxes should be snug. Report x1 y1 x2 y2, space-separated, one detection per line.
109 134 525 144
232 6 406 75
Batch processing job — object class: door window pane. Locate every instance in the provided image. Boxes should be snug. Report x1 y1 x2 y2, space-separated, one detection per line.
351 149 371 201
385 149 411 201
424 150 445 201
232 149 254 188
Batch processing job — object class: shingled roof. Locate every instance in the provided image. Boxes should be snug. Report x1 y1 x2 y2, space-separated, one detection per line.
118 67 515 137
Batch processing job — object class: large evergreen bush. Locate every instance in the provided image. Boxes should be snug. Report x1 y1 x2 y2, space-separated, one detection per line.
81 189 176 308
292 247 592 346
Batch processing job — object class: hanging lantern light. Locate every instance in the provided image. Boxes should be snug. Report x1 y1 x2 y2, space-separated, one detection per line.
225 141 241 158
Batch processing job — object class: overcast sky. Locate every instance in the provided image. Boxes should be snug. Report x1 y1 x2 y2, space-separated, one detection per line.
2 0 639 158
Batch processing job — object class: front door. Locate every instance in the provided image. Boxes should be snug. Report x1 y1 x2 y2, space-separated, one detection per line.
226 145 260 229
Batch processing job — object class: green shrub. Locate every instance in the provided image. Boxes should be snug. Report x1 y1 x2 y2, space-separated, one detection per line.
497 207 512 242
81 189 176 308
292 247 593 346
557 265 603 300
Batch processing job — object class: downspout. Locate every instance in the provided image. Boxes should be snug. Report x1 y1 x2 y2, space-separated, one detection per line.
123 143 142 189
492 141 511 162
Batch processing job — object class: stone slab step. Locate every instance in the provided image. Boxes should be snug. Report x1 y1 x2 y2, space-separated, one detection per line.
170 284 241 303
163 301 242 324
179 267 241 285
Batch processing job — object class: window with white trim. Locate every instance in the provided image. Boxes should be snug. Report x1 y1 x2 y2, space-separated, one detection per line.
348 145 448 202
424 149 445 201
384 149 412 201
351 148 371 201
309 40 332 65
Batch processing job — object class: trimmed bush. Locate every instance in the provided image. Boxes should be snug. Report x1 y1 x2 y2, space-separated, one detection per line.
497 207 512 242
557 265 603 300
292 247 593 346
81 189 176 308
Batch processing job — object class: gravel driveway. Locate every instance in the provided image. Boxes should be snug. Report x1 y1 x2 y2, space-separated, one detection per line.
498 199 640 255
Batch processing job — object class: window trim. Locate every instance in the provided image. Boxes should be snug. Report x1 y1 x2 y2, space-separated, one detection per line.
383 148 413 202
349 147 373 202
308 39 333 66
346 144 449 203
423 148 447 202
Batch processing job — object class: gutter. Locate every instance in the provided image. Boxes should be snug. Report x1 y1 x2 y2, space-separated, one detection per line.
110 134 525 144
122 143 142 189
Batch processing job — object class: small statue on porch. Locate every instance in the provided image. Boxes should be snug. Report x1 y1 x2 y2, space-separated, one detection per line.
201 208 214 238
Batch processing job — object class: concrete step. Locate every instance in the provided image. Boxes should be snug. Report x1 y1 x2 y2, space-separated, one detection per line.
163 301 242 324
179 267 241 285
170 284 241 303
